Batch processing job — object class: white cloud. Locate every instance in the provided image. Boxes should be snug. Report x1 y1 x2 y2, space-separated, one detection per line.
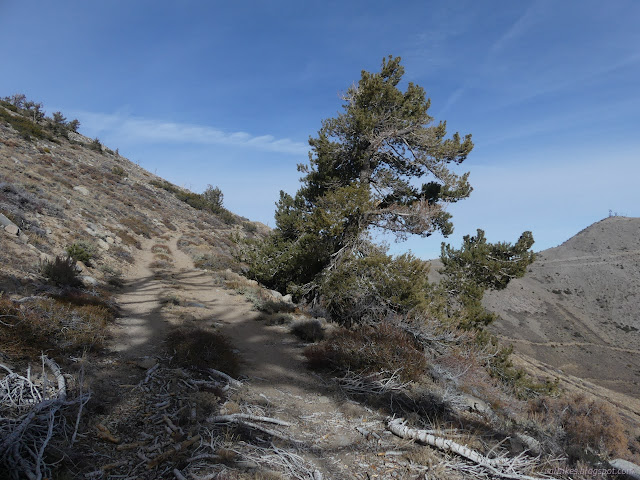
75 111 308 155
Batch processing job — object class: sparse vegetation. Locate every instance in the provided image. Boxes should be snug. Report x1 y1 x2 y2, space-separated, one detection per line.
305 323 427 382
290 318 325 342
66 241 97 265
40 255 82 287
166 327 240 376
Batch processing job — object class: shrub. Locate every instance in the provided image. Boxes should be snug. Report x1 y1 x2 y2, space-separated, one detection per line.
66 241 96 265
529 393 627 460
0 105 55 141
194 253 239 272
119 216 155 239
166 327 240 376
111 165 125 177
41 255 82 287
151 243 171 254
290 318 325 342
319 249 432 326
0 296 112 356
304 323 427 382
89 137 103 152
116 229 142 249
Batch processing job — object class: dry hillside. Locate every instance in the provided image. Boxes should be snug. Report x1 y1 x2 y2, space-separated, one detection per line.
482 217 640 399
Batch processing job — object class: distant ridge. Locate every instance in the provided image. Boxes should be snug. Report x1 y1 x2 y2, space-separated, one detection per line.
483 216 640 398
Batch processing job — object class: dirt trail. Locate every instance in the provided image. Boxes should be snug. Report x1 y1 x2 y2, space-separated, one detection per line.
105 234 406 479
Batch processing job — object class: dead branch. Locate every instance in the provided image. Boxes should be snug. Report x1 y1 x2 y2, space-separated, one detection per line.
387 418 559 480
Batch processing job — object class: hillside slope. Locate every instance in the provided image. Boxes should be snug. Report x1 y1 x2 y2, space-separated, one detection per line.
0 107 267 295
483 216 640 398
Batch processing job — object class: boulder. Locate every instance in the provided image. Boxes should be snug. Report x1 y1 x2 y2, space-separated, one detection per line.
73 185 90 196
96 238 110 251
80 276 98 287
4 224 19 235
106 236 115 244
0 213 16 228
282 294 294 304
609 459 640 480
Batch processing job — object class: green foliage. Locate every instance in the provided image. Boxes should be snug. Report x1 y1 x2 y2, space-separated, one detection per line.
439 229 535 329
40 255 82 287
0 104 54 141
67 118 80 132
319 245 432 326
150 179 234 222
202 184 224 209
245 56 473 296
66 241 96 265
111 165 126 176
89 137 103 152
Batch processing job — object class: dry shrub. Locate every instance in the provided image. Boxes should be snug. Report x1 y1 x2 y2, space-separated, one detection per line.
149 259 172 269
0 296 112 356
116 229 142 249
119 215 155 239
290 318 325 342
304 323 427 382
528 393 627 459
166 327 240 376
154 253 173 262
151 243 171 254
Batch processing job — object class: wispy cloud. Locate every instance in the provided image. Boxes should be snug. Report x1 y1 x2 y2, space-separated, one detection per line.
75 111 308 155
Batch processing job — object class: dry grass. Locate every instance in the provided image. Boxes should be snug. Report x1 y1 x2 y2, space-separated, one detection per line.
305 323 427 382
165 327 240 377
0 295 113 356
151 243 171 254
528 393 628 460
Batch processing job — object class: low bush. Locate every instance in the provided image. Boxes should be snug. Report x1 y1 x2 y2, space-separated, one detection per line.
528 393 627 460
290 318 325 342
166 327 240 376
194 253 240 272
66 241 97 265
0 296 112 356
116 229 142 249
119 216 155 239
41 255 82 287
111 165 126 176
151 244 171 254
304 323 427 382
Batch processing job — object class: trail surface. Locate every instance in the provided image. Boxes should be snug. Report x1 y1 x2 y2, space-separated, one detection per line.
102 234 414 479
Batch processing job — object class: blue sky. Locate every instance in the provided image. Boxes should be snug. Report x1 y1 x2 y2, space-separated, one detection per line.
1 1 639 259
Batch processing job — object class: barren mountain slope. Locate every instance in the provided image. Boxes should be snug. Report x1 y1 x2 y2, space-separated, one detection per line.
482 216 640 398
0 113 267 295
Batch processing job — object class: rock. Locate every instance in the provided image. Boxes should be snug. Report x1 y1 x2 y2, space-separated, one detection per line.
282 294 293 304
609 459 640 480
0 213 16 228
106 236 115 244
114 235 122 244
40 252 52 263
80 276 98 287
73 185 89 196
509 433 542 457
46 228 52 235
76 261 89 273
455 393 491 415
4 224 19 235
96 239 110 251
268 289 283 301
85 227 98 236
